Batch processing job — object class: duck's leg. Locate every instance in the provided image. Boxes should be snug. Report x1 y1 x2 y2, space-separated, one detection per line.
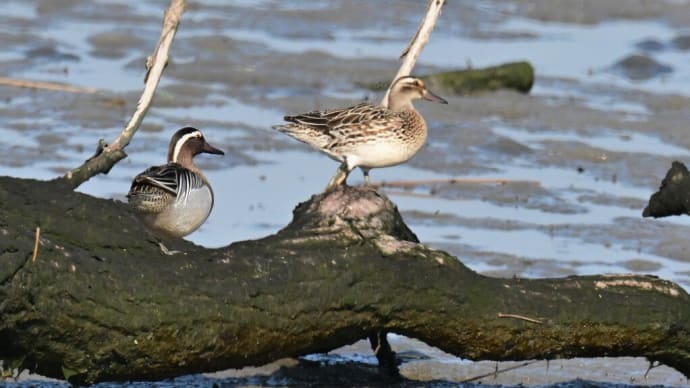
361 167 372 186
325 161 351 190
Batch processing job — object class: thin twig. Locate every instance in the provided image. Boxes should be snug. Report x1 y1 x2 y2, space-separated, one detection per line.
32 226 41 262
0 76 97 94
371 178 541 189
59 0 186 189
497 312 543 324
381 0 446 107
461 360 541 383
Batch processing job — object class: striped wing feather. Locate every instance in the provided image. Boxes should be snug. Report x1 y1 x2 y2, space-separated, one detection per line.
284 103 399 142
129 164 204 198
287 103 388 130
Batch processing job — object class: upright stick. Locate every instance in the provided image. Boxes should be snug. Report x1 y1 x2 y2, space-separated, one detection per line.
381 0 446 107
59 0 186 189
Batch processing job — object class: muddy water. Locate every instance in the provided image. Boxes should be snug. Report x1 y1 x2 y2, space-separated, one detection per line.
2 0 690 386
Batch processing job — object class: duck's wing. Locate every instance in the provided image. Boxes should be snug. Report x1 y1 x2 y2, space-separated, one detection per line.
129 165 179 196
272 103 404 156
286 103 389 131
130 163 205 195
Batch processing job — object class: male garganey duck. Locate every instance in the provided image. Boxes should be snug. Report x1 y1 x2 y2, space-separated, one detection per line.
127 127 224 239
272 76 447 190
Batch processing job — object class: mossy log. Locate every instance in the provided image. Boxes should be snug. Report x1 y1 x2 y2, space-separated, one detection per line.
1 176 689 385
643 160 690 218
366 61 535 95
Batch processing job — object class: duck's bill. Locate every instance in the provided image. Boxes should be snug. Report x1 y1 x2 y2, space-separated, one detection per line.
423 90 448 104
203 142 225 155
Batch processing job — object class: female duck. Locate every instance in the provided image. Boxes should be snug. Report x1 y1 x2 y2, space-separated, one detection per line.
127 127 224 238
272 76 447 189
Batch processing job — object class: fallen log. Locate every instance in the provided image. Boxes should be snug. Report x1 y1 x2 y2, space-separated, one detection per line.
1 176 689 385
365 62 535 95
422 61 535 95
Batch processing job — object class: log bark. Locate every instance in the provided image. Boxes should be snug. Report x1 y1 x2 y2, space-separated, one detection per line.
643 160 690 218
1 176 690 385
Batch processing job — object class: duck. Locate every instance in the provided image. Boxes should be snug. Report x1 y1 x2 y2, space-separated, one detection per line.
272 76 447 190
127 127 224 239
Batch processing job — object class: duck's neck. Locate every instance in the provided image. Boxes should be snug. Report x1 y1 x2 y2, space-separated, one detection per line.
387 96 414 112
170 150 200 174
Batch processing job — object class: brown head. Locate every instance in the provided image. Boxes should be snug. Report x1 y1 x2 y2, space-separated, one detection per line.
167 127 224 168
387 76 448 111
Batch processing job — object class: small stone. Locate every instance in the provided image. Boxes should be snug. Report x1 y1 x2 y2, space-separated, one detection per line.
610 54 672 81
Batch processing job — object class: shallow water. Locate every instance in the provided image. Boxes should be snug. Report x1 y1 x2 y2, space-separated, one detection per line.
2 0 690 386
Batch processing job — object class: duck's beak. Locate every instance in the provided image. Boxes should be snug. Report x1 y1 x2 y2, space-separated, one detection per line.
422 89 448 104
202 141 225 155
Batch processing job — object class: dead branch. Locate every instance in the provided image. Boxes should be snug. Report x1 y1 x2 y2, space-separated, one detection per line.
497 313 543 324
57 0 186 189
381 0 446 107
31 227 40 262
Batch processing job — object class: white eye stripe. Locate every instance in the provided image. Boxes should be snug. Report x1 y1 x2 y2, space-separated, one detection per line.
171 131 202 163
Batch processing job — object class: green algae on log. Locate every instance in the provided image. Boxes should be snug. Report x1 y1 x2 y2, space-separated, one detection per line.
1 176 689 385
423 61 534 94
366 61 535 95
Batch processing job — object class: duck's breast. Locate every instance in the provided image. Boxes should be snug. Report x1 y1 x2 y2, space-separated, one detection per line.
152 185 214 238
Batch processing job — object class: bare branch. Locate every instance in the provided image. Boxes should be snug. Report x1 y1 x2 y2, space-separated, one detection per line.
461 361 541 383
381 0 445 107
31 226 40 262
0 77 97 94
57 0 186 189
497 312 543 324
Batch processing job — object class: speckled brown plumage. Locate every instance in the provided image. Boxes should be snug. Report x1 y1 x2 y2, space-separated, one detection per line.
273 76 447 190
